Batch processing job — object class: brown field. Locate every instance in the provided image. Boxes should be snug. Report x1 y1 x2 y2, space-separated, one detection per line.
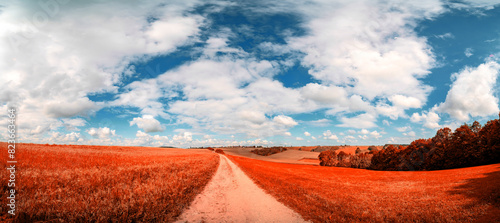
0 143 219 222
228 155 500 222
221 147 320 165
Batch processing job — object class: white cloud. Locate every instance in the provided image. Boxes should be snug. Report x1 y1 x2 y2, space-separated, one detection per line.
62 118 87 131
464 48 473 57
173 131 193 142
382 120 391 126
452 0 500 10
288 0 440 102
337 113 377 129
132 130 170 146
273 115 298 127
48 132 83 143
87 127 116 139
304 131 311 136
438 61 500 121
296 137 304 141
435 32 454 39
359 129 370 135
370 131 382 139
389 95 423 109
0 0 204 132
300 83 348 104
396 126 410 132
411 109 441 129
322 130 338 140
305 119 332 127
130 115 165 133
238 110 266 124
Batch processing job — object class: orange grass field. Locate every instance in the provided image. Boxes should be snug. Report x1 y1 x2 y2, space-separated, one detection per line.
228 155 500 222
0 143 219 222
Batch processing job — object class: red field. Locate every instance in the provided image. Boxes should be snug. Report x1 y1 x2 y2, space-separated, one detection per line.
0 143 219 222
228 155 500 222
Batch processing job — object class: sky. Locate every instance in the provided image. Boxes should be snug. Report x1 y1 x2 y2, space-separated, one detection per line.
1 0 500 148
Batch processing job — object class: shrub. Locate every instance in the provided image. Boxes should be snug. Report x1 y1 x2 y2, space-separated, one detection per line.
215 149 225 154
207 147 214 151
368 146 379 152
355 147 361 154
318 150 337 166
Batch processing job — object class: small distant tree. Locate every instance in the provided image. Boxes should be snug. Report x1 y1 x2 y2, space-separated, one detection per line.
368 146 378 152
355 147 361 154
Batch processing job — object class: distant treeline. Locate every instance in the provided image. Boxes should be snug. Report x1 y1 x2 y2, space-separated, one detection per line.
320 113 500 171
251 147 287 156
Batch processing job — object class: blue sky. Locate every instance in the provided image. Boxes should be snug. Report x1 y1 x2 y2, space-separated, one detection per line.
1 0 500 147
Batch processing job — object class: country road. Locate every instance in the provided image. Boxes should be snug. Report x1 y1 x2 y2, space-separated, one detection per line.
175 155 307 223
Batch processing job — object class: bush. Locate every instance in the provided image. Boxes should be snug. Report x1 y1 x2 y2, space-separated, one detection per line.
215 149 225 154
250 147 287 156
368 146 379 152
318 150 337 166
207 147 214 151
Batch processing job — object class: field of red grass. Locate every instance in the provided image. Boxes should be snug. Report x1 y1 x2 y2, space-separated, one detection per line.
0 143 219 222
228 155 500 222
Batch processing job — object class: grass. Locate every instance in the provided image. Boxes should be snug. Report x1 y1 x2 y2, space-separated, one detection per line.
0 143 219 222
228 155 500 222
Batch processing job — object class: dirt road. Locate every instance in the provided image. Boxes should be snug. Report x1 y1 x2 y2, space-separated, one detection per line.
175 155 307 223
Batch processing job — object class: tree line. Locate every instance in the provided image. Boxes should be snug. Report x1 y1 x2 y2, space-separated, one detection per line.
319 113 500 171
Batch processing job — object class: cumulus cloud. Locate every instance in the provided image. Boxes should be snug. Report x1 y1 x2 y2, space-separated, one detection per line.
370 130 382 139
62 118 87 131
130 115 165 133
288 0 440 102
48 132 83 143
132 130 170 146
323 130 338 140
304 131 311 136
396 126 410 132
87 127 116 139
438 61 500 121
389 95 423 109
173 131 193 142
337 113 377 129
273 115 298 127
411 109 440 129
0 0 204 132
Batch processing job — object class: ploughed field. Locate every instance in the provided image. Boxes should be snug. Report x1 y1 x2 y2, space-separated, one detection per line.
228 155 500 222
0 143 219 222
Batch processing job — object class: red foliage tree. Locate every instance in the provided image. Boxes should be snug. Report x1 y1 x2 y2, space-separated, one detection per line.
318 150 337 166
477 113 500 165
